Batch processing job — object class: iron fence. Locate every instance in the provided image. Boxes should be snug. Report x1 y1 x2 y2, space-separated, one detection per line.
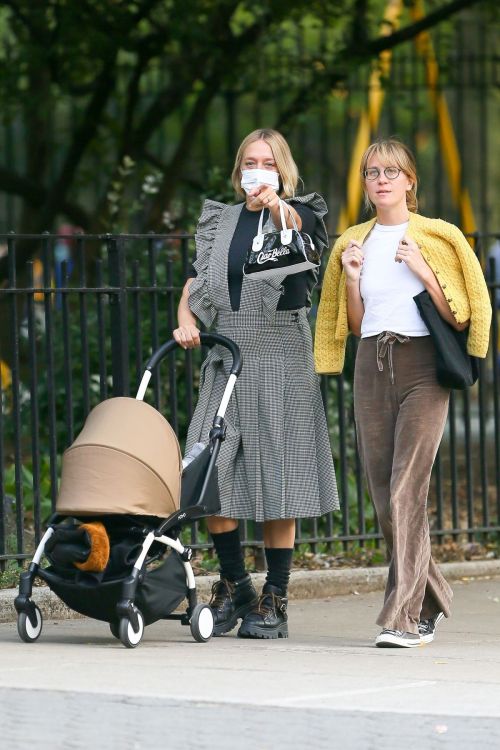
0 231 499 567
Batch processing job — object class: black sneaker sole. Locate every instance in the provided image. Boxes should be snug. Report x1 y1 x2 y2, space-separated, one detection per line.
212 600 258 637
237 622 289 639
375 636 421 648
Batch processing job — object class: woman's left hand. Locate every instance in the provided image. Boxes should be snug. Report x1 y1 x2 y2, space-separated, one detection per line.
395 233 429 280
248 184 280 210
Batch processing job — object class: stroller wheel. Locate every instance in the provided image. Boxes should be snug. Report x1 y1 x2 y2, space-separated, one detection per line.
109 621 120 640
17 605 43 643
119 609 144 648
190 603 214 643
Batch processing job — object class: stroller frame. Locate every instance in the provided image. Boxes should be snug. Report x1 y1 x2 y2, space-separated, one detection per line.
15 333 242 648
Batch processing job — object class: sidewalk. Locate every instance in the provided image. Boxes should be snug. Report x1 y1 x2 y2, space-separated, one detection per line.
1 559 499 623
0 569 499 749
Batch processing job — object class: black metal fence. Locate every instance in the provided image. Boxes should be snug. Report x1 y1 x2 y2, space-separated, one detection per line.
1 231 499 567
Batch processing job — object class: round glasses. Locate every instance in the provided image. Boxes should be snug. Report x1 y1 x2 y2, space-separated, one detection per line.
363 167 401 181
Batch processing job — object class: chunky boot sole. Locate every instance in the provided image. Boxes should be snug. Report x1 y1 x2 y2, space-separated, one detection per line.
212 599 258 637
237 621 289 639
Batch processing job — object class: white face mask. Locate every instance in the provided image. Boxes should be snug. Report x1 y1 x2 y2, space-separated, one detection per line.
240 168 280 195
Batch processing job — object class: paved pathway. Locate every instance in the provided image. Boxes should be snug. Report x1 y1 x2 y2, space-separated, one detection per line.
1 576 499 749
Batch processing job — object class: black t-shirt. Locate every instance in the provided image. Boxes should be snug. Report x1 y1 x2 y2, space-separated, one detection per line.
187 203 317 311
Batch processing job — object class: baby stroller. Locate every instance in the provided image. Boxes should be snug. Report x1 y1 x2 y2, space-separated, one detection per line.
14 333 242 648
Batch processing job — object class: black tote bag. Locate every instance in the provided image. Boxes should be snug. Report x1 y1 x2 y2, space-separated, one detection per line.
413 290 479 389
243 199 320 280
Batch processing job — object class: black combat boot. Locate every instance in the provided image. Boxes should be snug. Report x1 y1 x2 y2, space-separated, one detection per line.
237 583 288 639
208 574 258 636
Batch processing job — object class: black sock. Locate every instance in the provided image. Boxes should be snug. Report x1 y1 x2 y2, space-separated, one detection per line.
211 528 246 582
264 548 293 595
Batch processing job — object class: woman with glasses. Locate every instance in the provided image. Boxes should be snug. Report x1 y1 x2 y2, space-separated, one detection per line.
315 138 491 648
174 129 338 639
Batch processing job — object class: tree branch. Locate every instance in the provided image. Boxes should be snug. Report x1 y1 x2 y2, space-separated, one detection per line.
147 82 220 227
276 0 483 132
0 167 91 228
128 2 274 153
38 58 118 228
368 0 482 54
1 0 48 41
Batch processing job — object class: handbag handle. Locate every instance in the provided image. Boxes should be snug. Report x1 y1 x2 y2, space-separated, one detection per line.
253 199 299 251
256 198 299 234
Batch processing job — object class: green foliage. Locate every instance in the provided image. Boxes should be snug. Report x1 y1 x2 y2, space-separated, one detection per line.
3 455 56 527
105 155 168 233
2 0 490 238
0 560 21 589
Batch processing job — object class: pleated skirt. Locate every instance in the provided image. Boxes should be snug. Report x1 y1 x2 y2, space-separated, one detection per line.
185 308 339 522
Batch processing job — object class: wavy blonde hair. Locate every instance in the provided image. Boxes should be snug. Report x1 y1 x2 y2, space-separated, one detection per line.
360 139 418 213
231 129 299 198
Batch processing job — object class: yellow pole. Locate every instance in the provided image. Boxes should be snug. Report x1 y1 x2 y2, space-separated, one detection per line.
0 359 11 390
411 0 477 237
337 0 404 233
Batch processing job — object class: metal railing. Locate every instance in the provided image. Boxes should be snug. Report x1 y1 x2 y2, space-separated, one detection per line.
1 232 499 566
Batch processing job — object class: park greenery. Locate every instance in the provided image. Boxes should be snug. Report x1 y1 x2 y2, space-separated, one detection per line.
1 0 499 572
0 1 495 247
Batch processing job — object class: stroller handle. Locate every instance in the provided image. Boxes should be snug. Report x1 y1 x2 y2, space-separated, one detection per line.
136 333 242 403
144 333 242 377
136 333 241 416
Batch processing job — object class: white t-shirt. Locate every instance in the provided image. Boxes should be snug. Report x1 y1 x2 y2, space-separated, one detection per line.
359 221 429 338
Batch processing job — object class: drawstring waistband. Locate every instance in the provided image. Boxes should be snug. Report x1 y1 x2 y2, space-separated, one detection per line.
376 331 410 384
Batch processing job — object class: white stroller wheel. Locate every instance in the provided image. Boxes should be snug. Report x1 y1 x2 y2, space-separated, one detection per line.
17 605 43 643
119 609 144 648
190 603 214 643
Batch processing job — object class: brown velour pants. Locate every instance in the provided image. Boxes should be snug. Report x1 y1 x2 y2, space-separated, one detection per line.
354 333 453 634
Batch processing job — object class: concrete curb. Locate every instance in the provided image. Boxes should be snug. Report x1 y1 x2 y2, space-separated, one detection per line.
1 559 499 624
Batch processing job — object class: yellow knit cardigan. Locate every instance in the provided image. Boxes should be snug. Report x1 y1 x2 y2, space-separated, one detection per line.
314 212 492 374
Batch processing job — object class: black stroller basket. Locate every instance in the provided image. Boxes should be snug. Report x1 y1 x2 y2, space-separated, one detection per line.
15 333 242 648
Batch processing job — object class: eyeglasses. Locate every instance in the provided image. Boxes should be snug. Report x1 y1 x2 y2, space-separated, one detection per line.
363 167 402 181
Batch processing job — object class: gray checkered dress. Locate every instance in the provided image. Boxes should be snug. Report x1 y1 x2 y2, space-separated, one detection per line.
186 194 339 521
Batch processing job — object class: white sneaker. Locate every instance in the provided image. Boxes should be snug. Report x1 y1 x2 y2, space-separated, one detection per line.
375 629 421 648
418 612 445 644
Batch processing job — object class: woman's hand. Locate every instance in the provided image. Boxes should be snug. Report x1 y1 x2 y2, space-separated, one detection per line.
248 184 280 210
395 234 430 281
173 324 201 349
341 240 364 282
247 185 303 230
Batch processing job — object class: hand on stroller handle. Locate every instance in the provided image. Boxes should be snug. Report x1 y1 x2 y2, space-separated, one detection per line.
136 333 242 402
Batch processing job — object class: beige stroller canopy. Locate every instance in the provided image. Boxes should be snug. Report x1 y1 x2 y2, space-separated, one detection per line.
57 397 182 517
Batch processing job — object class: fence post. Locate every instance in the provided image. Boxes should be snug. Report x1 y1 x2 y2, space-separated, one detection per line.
107 236 129 396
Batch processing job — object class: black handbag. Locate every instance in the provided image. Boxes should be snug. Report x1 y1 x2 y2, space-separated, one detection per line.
243 199 320 280
413 290 479 389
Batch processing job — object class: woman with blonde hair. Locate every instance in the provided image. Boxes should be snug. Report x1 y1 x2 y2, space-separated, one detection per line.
315 138 491 647
174 128 338 639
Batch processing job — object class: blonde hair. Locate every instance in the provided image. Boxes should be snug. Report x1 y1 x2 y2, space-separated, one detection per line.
231 129 299 198
360 139 418 213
